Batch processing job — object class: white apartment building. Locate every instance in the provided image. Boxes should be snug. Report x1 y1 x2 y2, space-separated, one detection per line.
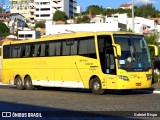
106 13 128 25
127 17 155 34
76 6 82 14
10 0 35 23
34 0 77 21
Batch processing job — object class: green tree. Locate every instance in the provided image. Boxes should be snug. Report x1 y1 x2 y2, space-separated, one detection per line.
135 4 160 18
145 34 160 57
145 34 160 77
82 4 160 18
0 7 2 13
76 16 90 23
85 5 105 15
0 22 10 36
35 22 45 28
0 7 5 13
53 10 68 22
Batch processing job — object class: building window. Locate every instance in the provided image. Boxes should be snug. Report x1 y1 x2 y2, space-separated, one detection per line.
40 8 50 11
40 14 50 17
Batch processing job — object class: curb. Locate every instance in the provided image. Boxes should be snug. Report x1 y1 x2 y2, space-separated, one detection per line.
153 90 160 94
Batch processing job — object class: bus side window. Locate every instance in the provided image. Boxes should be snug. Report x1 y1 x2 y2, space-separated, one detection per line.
25 45 31 57
12 45 21 58
21 46 26 58
71 40 78 55
55 42 61 56
11 45 17 58
34 44 40 57
45 44 49 56
78 36 96 59
3 45 11 58
48 42 56 56
40 43 46 57
62 40 70 55
30 44 35 57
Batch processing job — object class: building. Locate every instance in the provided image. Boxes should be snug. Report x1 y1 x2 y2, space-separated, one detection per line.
34 0 77 21
76 6 82 14
90 15 105 23
119 4 132 9
0 13 25 22
127 17 155 34
105 13 128 30
10 0 77 22
45 21 119 35
17 30 41 40
10 0 35 26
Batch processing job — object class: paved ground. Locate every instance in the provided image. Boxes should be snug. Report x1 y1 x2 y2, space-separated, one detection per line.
0 83 160 120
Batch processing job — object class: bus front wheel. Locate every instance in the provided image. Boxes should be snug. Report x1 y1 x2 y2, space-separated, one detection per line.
15 76 25 90
90 77 105 95
24 76 35 90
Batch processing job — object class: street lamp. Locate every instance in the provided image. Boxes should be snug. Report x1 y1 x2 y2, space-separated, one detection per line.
132 0 135 32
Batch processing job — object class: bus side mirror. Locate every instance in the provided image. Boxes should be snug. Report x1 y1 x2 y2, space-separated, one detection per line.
148 45 158 57
112 44 121 57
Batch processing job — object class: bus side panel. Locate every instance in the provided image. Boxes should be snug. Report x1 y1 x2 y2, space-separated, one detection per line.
53 56 85 88
2 59 13 84
2 69 11 84
74 56 100 89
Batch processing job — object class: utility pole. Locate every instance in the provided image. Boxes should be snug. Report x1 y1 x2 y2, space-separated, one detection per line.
132 0 135 32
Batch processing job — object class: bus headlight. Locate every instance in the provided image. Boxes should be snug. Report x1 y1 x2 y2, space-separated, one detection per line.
119 75 129 81
146 74 152 80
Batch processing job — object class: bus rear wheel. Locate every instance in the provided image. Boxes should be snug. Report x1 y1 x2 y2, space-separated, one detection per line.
24 76 35 90
15 76 25 90
90 77 105 95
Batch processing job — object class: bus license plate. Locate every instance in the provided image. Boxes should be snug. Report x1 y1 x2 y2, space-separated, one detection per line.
136 83 142 86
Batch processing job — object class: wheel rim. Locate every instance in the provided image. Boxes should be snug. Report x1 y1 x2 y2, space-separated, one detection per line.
26 79 31 88
93 82 100 91
17 79 21 86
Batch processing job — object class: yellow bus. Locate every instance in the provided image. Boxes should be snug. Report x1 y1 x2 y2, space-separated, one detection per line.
1 31 158 95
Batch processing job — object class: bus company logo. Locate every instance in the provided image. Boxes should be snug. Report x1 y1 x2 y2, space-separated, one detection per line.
2 112 11 117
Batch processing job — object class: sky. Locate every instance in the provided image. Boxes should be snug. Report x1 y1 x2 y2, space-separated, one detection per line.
77 0 160 11
2 0 160 11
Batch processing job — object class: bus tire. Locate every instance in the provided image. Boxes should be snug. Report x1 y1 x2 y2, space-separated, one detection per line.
24 76 35 90
15 76 25 90
90 77 105 95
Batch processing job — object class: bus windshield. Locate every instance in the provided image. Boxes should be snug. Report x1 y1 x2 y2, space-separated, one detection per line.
114 35 151 71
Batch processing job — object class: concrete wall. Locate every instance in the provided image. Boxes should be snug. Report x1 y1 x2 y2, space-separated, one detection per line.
45 21 119 35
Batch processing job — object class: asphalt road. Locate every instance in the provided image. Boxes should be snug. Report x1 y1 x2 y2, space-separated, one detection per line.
0 84 160 120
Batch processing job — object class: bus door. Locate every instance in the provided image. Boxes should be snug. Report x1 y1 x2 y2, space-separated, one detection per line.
97 35 116 75
105 47 116 75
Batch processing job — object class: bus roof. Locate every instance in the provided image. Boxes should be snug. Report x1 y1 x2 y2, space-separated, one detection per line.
2 31 142 45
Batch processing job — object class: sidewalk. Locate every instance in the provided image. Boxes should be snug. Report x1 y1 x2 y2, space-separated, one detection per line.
151 82 160 93
152 90 160 93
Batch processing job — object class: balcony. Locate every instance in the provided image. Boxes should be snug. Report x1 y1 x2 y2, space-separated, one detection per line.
52 7 62 11
52 0 62 4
